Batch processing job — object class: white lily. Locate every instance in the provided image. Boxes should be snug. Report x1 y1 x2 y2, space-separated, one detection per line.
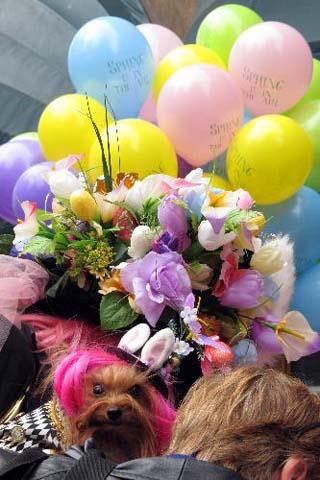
198 220 236 251
125 174 174 211
276 311 319 363
43 155 82 199
13 201 39 245
93 177 128 223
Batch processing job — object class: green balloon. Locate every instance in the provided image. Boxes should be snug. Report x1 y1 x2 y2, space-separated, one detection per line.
196 4 263 65
12 131 38 141
289 101 320 191
286 59 320 116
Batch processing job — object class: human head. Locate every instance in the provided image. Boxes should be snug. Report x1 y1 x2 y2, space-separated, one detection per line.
168 366 320 480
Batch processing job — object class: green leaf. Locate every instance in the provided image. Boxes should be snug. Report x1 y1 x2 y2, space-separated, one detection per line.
113 241 128 264
36 208 53 222
0 234 14 254
224 209 258 233
23 236 55 257
100 291 138 330
53 233 68 252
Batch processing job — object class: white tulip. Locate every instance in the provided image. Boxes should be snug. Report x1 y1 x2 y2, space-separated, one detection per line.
250 244 284 275
198 220 236 251
128 225 156 259
46 170 81 199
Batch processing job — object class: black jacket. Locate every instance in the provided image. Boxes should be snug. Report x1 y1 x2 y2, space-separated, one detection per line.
0 447 242 480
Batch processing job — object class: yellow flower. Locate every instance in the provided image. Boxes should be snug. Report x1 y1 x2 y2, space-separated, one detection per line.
246 212 265 234
69 189 97 221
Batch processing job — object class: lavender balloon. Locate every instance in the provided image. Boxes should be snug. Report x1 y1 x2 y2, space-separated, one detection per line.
10 138 46 164
12 162 53 219
0 141 43 223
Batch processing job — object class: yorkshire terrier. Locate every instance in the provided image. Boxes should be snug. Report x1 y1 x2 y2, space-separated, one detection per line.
54 347 176 463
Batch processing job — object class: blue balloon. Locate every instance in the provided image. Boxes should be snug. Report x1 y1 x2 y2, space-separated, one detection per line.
291 263 320 331
68 17 154 119
242 110 253 125
258 187 320 274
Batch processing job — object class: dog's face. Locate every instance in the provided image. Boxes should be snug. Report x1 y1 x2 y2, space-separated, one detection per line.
72 364 158 462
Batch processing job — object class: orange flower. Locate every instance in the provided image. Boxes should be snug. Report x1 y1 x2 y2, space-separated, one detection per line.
98 270 125 295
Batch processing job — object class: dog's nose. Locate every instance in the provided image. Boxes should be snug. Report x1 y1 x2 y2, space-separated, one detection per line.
107 407 122 421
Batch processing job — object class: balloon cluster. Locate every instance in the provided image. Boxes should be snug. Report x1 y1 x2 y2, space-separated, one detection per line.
1 8 320 329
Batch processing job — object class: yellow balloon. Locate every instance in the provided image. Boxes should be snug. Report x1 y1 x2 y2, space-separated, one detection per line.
226 115 313 205
38 94 113 163
204 173 231 190
153 44 226 101
87 119 177 182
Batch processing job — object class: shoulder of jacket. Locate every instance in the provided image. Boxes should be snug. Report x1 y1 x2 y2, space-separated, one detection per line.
30 455 76 480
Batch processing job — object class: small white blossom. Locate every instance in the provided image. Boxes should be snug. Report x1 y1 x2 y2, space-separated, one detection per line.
174 339 194 356
180 306 198 325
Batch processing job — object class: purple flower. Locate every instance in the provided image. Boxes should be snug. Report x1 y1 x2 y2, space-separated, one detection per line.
218 269 264 309
152 232 179 254
120 251 194 327
158 194 190 251
251 317 283 355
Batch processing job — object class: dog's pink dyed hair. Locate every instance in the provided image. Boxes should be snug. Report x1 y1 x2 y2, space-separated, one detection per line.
22 314 117 352
54 349 176 452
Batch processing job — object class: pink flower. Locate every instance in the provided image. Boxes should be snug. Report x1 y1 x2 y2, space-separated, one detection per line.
201 337 233 375
237 189 254 210
217 269 264 310
213 245 240 297
13 201 39 245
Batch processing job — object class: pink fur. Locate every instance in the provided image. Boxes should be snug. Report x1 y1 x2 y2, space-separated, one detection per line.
53 349 176 451
149 385 176 451
22 314 118 353
53 349 128 417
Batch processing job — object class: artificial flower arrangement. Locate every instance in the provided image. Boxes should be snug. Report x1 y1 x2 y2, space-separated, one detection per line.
9 136 320 374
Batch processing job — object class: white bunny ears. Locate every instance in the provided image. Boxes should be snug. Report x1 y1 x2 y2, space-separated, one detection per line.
118 324 175 372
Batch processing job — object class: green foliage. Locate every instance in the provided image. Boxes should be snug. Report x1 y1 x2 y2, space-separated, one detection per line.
140 198 161 228
23 236 55 257
0 234 14 254
224 209 258 233
100 291 138 330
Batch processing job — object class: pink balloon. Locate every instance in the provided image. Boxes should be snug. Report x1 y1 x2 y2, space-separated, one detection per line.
139 92 157 124
157 64 244 167
138 24 183 123
229 22 313 115
137 24 183 64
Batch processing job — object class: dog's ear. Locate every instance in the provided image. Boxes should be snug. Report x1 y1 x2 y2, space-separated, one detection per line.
118 324 151 353
141 328 175 371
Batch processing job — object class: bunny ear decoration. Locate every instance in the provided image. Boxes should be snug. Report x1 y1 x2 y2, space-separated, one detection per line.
118 323 151 353
141 328 175 372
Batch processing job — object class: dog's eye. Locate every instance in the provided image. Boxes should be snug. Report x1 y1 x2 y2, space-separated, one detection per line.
128 385 141 397
93 384 105 396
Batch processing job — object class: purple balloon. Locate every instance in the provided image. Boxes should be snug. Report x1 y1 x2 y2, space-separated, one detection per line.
0 142 42 223
10 139 46 164
177 155 193 178
12 162 53 219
